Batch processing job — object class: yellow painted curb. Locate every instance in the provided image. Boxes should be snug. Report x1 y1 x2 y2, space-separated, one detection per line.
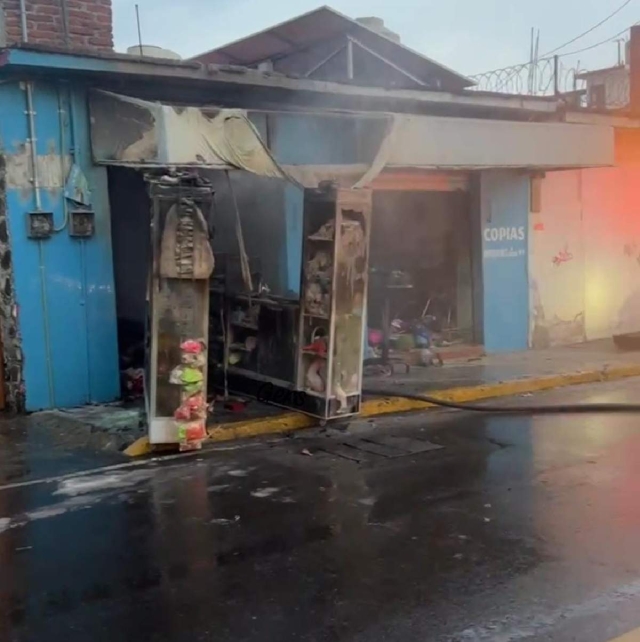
359 364 640 419
208 412 315 443
123 436 151 458
609 628 640 642
123 439 177 458
123 364 640 457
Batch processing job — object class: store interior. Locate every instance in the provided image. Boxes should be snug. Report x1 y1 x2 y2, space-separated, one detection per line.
108 169 370 434
366 189 476 368
107 166 479 445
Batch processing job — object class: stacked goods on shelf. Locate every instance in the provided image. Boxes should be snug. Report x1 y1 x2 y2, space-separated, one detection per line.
170 339 208 451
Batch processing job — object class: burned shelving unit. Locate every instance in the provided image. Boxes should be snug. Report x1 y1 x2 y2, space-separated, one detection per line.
210 284 301 404
297 186 371 418
209 246 298 392
210 184 371 421
146 176 215 450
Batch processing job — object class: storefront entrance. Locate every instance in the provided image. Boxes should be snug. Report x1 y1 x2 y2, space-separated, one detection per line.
366 182 478 365
107 167 151 398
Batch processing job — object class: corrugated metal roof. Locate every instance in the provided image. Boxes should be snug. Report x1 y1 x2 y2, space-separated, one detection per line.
192 5 472 90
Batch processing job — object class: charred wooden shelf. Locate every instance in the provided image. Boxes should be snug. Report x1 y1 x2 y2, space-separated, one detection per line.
307 235 334 242
229 343 255 352
230 321 258 330
304 389 329 399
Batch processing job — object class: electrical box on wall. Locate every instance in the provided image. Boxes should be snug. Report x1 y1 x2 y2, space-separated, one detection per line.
27 211 54 239
69 210 95 238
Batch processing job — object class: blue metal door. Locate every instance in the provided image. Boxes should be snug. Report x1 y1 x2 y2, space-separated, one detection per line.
0 80 119 410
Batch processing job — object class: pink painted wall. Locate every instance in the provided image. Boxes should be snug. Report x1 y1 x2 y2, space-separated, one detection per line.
583 166 640 339
529 165 640 347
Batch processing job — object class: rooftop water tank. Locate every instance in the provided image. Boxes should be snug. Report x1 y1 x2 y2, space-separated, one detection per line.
356 17 401 43
127 45 182 60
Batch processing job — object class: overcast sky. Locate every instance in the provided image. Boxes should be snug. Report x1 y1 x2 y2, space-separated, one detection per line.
112 0 638 77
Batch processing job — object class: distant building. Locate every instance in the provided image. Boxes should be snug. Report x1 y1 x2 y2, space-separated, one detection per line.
576 65 630 110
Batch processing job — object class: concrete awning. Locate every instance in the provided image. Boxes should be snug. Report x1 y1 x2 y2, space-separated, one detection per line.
384 114 614 169
89 91 614 184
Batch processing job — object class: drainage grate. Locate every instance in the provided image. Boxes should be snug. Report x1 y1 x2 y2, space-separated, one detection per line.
317 436 443 462
370 435 444 455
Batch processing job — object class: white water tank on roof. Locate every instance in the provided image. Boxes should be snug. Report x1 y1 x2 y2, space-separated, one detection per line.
356 17 401 43
127 45 182 60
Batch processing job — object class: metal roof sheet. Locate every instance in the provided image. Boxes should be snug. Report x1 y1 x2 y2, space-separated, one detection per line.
192 6 472 89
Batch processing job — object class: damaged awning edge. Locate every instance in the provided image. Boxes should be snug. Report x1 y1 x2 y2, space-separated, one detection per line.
92 159 376 189
89 91 615 189
89 90 306 186
89 90 402 188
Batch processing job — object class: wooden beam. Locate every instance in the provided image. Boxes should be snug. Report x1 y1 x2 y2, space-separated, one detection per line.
347 35 426 87
304 42 347 78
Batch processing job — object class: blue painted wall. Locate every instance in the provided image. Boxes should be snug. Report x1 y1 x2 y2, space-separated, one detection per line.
271 114 359 165
271 114 359 295
282 185 304 296
481 171 530 352
0 80 119 410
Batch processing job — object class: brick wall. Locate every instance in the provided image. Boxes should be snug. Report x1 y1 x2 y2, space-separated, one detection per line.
2 0 113 51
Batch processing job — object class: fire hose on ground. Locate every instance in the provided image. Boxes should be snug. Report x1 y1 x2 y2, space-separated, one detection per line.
362 389 640 415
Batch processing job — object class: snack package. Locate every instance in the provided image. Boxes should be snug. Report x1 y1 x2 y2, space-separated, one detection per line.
181 339 205 355
172 338 209 451
174 394 206 421
177 420 207 451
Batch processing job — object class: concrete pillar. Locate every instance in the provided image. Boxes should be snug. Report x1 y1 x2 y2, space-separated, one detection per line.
629 25 640 114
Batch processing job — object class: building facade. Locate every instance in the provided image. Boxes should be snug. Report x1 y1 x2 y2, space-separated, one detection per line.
529 128 640 348
0 2 622 412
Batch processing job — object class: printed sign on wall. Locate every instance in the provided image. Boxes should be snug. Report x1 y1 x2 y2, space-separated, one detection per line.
483 226 526 260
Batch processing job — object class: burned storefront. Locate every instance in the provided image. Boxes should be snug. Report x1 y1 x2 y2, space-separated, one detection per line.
91 90 537 450
93 92 372 449
96 90 486 450
0 44 615 423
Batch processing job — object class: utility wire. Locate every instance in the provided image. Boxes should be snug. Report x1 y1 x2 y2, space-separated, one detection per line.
542 0 635 56
477 21 639 78
558 22 639 57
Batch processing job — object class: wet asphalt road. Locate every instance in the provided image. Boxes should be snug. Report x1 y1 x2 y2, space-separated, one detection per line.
3 381 640 641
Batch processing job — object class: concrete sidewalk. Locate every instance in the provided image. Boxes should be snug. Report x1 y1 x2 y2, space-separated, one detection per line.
366 339 640 394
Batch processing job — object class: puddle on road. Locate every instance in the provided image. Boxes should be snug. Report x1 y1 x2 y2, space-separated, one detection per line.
250 487 281 498
54 470 156 496
207 483 232 492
